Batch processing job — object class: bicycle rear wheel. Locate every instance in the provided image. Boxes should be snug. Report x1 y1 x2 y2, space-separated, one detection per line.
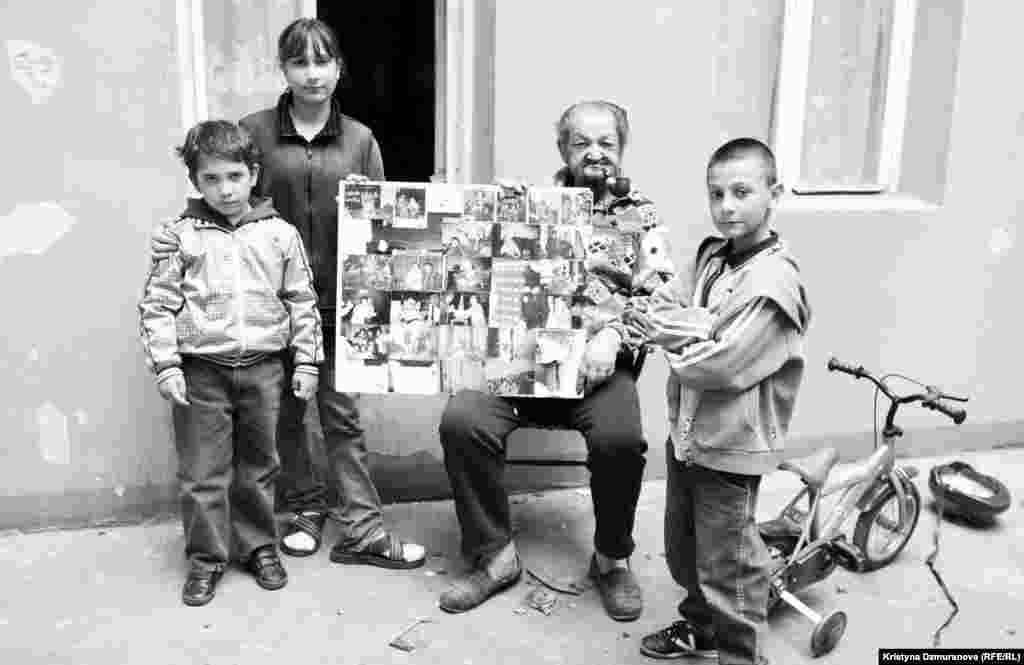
852 477 921 571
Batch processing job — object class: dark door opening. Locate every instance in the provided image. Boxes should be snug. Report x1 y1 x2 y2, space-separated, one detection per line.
320 1 436 182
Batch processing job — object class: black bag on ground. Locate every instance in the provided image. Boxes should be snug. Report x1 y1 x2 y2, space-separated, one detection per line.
928 460 1011 524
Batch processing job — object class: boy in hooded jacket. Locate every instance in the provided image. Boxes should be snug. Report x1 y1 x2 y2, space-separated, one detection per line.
632 138 811 665
139 120 323 607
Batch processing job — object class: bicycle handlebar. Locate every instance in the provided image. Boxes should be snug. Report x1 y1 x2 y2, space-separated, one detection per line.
827 357 865 378
923 398 967 425
827 356 969 425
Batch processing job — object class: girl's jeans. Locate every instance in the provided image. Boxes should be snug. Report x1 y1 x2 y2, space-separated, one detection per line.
276 329 384 550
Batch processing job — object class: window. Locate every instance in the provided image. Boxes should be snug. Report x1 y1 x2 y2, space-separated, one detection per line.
773 0 917 195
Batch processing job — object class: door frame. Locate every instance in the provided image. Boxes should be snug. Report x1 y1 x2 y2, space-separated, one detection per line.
176 0 495 184
435 0 496 184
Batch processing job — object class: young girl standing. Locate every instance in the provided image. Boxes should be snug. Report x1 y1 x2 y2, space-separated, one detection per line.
154 18 425 568
243 18 424 567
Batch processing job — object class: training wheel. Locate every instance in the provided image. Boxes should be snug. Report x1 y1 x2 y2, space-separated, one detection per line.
810 610 846 657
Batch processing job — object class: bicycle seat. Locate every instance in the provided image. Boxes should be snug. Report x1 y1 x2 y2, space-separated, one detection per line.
779 447 839 490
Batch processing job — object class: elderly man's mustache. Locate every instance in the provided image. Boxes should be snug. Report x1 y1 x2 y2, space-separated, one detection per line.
579 161 616 178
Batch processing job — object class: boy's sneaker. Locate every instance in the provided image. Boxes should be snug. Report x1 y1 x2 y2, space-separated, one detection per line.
182 568 223 607
246 545 288 590
640 619 717 659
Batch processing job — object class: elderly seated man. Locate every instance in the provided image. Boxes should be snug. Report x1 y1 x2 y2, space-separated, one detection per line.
438 100 668 622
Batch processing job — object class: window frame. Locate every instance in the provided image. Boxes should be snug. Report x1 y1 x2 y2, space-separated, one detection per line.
435 0 495 184
174 0 208 133
772 0 919 196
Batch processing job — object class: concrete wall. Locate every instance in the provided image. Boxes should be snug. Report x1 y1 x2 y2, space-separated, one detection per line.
2 0 1021 531
0 2 188 529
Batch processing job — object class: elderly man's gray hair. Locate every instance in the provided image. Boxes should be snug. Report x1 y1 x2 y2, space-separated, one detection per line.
555 100 630 153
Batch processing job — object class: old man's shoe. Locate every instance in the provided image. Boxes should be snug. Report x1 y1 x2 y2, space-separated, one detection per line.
589 554 643 621
439 551 521 613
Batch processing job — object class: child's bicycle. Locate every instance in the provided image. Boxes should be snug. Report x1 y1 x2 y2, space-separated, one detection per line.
758 357 968 657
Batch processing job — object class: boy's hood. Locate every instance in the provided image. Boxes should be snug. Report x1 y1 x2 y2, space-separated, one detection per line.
179 196 279 227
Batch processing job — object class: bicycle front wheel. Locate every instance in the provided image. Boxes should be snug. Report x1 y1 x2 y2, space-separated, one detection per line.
852 476 921 571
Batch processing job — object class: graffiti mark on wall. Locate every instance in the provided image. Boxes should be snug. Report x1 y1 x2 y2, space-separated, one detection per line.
990 225 1015 258
6 40 62 105
36 402 70 466
0 202 77 259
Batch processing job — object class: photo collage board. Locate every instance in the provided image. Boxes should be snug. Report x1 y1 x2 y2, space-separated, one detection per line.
335 181 643 398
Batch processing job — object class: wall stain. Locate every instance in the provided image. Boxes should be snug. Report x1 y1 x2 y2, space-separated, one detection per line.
35 402 70 466
0 202 77 259
5 39 61 104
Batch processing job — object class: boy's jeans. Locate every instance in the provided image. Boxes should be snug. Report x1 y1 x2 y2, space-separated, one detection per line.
173 356 284 572
664 439 773 665
276 329 384 550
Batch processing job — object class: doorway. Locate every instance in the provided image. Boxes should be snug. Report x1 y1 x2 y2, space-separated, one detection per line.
320 1 436 182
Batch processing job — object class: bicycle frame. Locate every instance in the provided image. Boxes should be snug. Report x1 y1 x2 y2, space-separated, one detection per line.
818 445 894 534
785 448 893 554
777 462 864 563
762 357 966 659
782 426 914 565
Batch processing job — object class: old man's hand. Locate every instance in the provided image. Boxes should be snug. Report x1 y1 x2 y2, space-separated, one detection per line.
494 177 529 196
580 327 622 388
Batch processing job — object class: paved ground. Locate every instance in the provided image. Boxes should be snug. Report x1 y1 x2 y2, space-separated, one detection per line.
2 448 1022 665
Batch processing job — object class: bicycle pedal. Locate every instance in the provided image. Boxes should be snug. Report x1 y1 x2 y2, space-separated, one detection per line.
829 538 866 572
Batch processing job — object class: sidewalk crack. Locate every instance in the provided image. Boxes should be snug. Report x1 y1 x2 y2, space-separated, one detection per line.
925 502 959 647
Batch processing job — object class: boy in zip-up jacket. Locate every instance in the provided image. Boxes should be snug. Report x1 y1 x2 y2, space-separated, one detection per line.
631 138 811 665
139 120 324 607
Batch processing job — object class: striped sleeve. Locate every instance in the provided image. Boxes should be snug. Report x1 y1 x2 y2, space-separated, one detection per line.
138 247 185 375
640 273 714 352
663 298 796 392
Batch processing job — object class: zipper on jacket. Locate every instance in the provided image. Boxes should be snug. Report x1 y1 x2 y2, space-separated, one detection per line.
305 141 315 267
699 259 729 307
306 142 314 226
234 232 246 357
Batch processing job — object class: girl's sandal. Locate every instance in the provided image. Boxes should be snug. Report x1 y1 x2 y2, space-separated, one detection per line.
329 532 426 569
280 511 327 557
